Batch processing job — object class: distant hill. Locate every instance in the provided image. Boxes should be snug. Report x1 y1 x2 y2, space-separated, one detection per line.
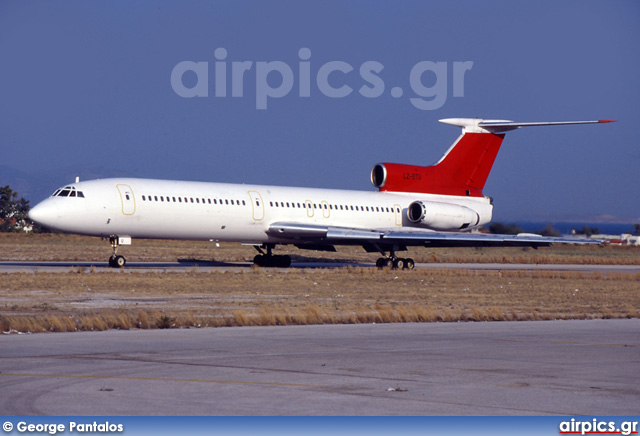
0 164 138 204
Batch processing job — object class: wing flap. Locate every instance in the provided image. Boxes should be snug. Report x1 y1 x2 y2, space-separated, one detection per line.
267 222 600 248
267 222 382 241
382 230 600 247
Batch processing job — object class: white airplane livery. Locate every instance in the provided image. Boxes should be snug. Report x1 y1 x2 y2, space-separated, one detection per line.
28 118 613 268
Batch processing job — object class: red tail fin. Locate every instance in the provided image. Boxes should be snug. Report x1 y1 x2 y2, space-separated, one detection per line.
371 132 504 197
371 118 612 197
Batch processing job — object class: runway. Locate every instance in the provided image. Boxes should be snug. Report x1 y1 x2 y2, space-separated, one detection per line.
1 260 639 273
1 320 638 415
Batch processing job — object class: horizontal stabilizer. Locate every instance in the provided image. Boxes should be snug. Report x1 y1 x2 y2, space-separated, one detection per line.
439 118 615 133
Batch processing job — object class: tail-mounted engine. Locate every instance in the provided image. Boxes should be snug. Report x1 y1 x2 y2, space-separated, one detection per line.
372 163 428 191
407 200 480 230
371 162 484 197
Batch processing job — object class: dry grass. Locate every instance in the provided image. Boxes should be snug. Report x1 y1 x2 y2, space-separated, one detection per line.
1 266 638 333
1 233 639 333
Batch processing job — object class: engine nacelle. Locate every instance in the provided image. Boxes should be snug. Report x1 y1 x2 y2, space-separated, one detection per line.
372 163 428 191
407 201 480 230
371 163 484 197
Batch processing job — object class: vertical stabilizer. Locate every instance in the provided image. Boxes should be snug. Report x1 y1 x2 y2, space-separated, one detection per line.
371 118 613 197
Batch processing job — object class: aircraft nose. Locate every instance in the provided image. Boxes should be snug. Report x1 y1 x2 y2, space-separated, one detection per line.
28 199 60 229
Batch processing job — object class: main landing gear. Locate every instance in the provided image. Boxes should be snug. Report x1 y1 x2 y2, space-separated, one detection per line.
375 249 415 270
253 244 291 268
107 235 127 268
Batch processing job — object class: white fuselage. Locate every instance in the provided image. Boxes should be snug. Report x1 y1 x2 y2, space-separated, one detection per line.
29 178 493 244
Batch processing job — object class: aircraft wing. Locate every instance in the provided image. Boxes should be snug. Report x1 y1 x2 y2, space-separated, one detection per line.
266 222 601 249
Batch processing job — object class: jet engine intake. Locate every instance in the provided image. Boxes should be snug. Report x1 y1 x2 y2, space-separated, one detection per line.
371 163 427 191
407 201 480 230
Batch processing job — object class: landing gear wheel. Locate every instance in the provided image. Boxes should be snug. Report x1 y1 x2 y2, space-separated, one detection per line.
377 256 414 270
376 257 392 268
274 255 291 268
109 255 126 268
393 258 406 270
405 258 415 270
253 254 266 267
252 246 291 268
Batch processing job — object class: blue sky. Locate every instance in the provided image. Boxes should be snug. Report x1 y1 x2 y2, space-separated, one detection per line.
1 0 638 222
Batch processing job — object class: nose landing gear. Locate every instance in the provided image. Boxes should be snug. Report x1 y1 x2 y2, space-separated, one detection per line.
107 235 127 268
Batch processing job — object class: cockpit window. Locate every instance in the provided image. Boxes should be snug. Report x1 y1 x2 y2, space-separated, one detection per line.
52 186 85 198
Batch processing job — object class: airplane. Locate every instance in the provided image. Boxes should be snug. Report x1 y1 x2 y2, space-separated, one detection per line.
28 117 614 269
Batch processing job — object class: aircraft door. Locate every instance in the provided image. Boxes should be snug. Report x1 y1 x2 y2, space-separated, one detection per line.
394 204 402 226
116 184 136 215
321 201 330 218
248 191 264 221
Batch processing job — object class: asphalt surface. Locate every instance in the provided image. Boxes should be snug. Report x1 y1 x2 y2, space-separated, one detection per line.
1 320 638 415
2 260 639 273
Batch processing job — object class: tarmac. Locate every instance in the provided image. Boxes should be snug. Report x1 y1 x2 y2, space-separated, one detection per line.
1 260 639 273
1 319 638 415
